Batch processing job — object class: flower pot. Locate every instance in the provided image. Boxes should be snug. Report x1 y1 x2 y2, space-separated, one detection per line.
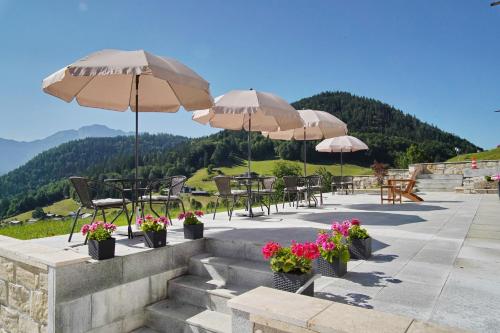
349 237 372 260
317 256 347 277
88 238 115 260
184 223 204 240
144 230 167 248
272 272 314 296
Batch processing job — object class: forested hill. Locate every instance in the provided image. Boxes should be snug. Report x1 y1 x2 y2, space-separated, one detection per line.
0 91 479 218
292 92 480 164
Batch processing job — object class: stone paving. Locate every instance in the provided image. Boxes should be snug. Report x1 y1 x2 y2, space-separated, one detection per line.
29 192 500 332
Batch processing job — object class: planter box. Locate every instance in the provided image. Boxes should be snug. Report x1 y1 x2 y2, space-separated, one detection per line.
317 256 347 277
88 238 115 260
144 230 167 248
349 237 372 260
184 223 204 240
272 272 314 296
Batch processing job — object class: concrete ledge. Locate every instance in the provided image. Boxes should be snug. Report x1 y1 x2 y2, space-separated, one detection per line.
228 287 470 333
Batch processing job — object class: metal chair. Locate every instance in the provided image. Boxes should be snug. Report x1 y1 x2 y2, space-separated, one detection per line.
139 176 187 223
212 176 247 220
254 176 278 214
307 175 323 205
282 176 306 209
68 177 132 243
331 176 354 194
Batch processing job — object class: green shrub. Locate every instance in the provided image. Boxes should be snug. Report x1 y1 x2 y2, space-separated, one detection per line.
272 161 302 197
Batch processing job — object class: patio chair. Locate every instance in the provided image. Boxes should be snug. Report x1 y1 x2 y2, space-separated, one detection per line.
282 176 306 209
68 177 132 243
331 176 354 195
212 176 248 220
139 176 187 222
388 171 424 202
254 176 278 214
307 175 323 205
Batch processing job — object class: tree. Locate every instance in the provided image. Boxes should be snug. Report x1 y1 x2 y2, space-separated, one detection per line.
32 207 46 219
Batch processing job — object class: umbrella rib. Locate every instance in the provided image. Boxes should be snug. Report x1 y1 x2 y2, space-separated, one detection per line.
165 80 183 110
73 74 98 100
128 74 135 110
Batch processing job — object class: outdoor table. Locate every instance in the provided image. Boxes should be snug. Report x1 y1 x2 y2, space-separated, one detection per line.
104 178 147 216
233 175 266 217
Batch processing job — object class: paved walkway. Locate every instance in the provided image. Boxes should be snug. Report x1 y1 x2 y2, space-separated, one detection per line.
30 192 499 332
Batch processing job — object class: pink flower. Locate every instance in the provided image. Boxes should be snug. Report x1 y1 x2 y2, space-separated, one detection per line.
262 241 281 260
178 212 186 220
492 174 500 181
136 217 144 226
81 224 90 235
159 216 169 225
194 210 204 217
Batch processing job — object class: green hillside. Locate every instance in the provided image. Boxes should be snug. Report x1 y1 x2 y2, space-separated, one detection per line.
448 147 500 162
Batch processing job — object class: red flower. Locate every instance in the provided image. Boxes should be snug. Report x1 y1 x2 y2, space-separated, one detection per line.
194 210 204 217
262 241 281 260
351 219 360 226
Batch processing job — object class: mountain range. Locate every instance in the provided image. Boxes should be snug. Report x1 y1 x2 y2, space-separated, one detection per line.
0 125 132 175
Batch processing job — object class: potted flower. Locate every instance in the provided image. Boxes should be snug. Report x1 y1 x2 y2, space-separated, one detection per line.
81 221 117 260
136 214 169 248
178 211 204 239
347 219 372 259
316 221 350 277
262 240 319 296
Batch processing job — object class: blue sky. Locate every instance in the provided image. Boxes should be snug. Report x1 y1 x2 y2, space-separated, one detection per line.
0 0 498 148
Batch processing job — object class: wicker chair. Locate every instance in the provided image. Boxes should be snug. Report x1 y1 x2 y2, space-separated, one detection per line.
68 177 132 243
254 176 278 214
307 175 323 206
139 176 186 222
212 176 247 220
282 176 306 209
331 176 354 194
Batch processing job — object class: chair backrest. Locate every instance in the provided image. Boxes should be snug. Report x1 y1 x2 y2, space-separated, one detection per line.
308 175 322 187
283 176 299 189
404 180 416 193
214 176 232 196
69 177 94 209
169 176 187 196
261 177 276 190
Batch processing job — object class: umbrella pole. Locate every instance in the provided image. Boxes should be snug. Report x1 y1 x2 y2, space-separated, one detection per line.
340 148 343 184
248 114 251 176
133 74 139 239
303 127 307 177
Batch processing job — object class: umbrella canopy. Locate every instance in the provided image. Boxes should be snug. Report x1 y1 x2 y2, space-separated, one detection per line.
43 49 213 236
193 90 303 173
316 135 369 182
264 109 347 140
263 110 347 176
315 135 368 152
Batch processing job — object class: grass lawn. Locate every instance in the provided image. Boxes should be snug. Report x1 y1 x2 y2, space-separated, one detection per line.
187 159 371 192
448 147 500 162
11 198 80 221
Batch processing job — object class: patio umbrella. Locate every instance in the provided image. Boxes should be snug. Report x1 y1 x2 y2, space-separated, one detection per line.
42 49 213 229
315 135 369 181
192 89 303 175
263 110 347 176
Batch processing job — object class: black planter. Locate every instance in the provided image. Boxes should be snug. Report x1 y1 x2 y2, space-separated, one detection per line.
349 237 372 260
184 223 204 240
272 272 314 296
88 238 115 260
317 256 347 277
144 230 167 248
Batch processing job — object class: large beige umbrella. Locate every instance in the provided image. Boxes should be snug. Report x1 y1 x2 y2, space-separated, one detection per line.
192 89 303 174
263 109 347 176
315 135 369 181
43 49 213 237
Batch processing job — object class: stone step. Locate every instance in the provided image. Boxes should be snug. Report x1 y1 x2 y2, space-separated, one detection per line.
130 327 161 333
416 183 461 189
168 275 248 314
145 299 231 333
206 238 267 262
188 253 273 289
417 174 463 180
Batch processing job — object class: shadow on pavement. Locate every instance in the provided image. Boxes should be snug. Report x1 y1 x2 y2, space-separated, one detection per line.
315 292 374 309
344 204 448 212
300 211 426 226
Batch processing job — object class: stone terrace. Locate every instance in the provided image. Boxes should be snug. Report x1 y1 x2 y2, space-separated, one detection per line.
21 192 500 332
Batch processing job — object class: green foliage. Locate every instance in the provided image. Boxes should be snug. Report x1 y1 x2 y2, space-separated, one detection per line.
485 175 492 182
180 211 203 225
448 147 500 162
395 144 428 168
190 198 202 210
32 207 46 219
318 232 350 264
348 225 369 239
315 167 333 192
272 160 303 197
270 247 312 274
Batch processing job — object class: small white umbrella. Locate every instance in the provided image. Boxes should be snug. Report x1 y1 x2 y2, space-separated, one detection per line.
192 89 303 174
315 135 369 181
263 109 347 176
43 49 213 236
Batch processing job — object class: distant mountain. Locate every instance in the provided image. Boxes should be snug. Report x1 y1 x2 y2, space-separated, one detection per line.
0 125 132 175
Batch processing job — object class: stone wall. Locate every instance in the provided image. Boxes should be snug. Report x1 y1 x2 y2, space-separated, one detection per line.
0 256 48 333
410 160 500 176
